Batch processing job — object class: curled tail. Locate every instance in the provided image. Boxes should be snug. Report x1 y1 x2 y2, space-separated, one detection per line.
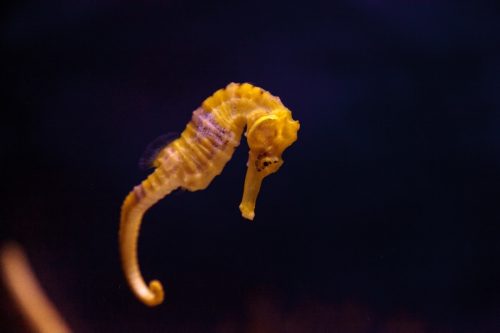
119 167 179 306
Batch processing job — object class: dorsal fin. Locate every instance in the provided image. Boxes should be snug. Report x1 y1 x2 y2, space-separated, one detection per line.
138 132 178 170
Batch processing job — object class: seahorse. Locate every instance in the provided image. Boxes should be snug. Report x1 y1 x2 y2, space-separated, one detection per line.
119 83 300 306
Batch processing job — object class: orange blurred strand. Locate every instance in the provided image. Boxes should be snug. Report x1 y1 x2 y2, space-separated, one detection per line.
1 243 72 333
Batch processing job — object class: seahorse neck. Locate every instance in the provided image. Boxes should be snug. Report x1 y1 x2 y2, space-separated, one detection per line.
200 82 284 146
227 101 267 139
226 88 283 136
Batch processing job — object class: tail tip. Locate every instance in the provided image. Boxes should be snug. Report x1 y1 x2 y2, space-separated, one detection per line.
145 280 164 306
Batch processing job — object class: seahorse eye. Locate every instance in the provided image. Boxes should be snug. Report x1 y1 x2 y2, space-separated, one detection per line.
254 154 282 173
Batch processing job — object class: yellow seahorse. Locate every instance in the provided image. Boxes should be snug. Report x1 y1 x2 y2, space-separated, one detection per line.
120 82 300 306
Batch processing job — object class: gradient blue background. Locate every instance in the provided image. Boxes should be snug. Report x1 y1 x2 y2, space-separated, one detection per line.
1 1 500 332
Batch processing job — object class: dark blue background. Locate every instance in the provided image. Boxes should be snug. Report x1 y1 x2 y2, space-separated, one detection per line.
1 1 500 332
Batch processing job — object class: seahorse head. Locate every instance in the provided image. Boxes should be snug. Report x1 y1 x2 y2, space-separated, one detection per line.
239 107 300 220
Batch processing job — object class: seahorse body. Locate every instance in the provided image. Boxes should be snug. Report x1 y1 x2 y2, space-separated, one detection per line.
120 83 300 306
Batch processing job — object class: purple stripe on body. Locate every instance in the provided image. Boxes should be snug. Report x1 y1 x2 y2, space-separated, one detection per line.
192 108 230 150
134 184 146 201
